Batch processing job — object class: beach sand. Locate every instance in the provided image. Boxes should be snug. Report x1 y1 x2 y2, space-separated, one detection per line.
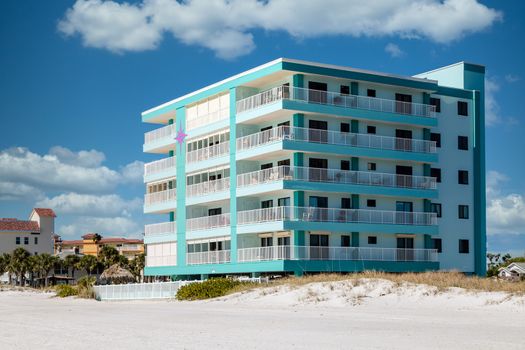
0 279 524 349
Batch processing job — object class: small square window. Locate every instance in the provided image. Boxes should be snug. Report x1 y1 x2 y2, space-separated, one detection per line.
16 237 20 245
368 162 377 171
340 123 350 133
458 170 469 185
367 199 376 207
367 89 376 97
458 205 469 219
430 97 441 113
341 160 350 171
459 239 469 254
430 133 441 148
367 126 376 134
368 236 377 245
341 235 350 247
341 198 351 209
458 136 468 150
432 238 442 253
458 101 468 116
24 237 29 245
340 85 350 95
431 168 441 183
431 203 442 218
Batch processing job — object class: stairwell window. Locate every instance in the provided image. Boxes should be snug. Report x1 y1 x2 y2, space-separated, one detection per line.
458 205 469 219
430 133 441 148
430 97 441 113
459 239 469 254
458 170 469 185
16 237 20 245
458 136 469 150
458 101 468 116
430 203 442 218
432 238 442 253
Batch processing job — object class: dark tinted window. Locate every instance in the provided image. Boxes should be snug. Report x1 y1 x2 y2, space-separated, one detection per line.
430 133 441 148
432 238 442 253
431 168 441 183
458 170 469 185
367 199 376 207
458 136 468 150
341 160 350 171
367 126 376 134
458 205 469 219
458 101 468 116
340 123 350 133
367 89 376 97
430 97 441 113
459 239 469 254
341 235 350 247
368 236 377 244
431 203 442 218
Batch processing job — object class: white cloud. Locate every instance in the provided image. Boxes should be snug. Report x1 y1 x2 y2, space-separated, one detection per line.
59 216 143 237
0 147 143 194
505 74 520 83
485 76 501 126
36 193 142 217
58 0 502 59
0 182 45 201
121 160 145 183
385 43 404 58
486 171 525 235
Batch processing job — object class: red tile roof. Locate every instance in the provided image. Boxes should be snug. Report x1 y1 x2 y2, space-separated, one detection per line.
61 238 143 245
33 208 57 217
0 219 40 232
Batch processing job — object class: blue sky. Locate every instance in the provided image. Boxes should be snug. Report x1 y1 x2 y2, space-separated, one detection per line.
1 0 524 256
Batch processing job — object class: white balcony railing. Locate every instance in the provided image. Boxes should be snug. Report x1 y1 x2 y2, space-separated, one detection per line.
145 222 177 236
144 124 177 146
186 142 230 164
146 255 177 267
144 189 177 206
237 206 437 226
144 157 176 177
237 245 438 263
186 177 230 198
236 125 436 154
236 85 436 118
186 213 231 231
186 108 229 131
237 165 436 190
186 250 231 265
117 245 142 252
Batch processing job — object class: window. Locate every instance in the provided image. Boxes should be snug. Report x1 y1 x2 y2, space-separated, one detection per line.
341 160 350 171
458 205 469 219
260 126 273 132
430 97 441 113
261 237 273 247
34 237 38 245
208 208 222 216
277 159 290 167
341 198 351 209
430 133 441 148
24 237 29 245
16 237 20 245
261 163 273 170
278 197 290 207
459 239 469 254
430 203 442 218
278 237 290 246
341 235 350 247
458 136 468 150
340 123 350 133
277 121 290 127
458 170 469 185
340 85 350 95
367 199 376 207
367 126 376 134
367 89 376 97
368 162 376 171
368 236 377 245
261 200 273 209
458 101 468 116
432 238 443 253
431 168 441 183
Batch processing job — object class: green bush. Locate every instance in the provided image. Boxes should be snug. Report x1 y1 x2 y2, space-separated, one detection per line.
77 276 96 299
176 278 248 300
55 284 78 298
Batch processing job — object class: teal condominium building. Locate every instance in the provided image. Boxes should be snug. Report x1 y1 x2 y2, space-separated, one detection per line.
142 58 486 278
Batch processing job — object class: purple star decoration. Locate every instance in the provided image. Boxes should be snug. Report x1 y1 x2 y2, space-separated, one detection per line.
174 124 187 148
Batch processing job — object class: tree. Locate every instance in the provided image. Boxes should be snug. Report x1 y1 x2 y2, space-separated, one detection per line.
92 233 102 255
37 253 59 287
98 246 120 269
64 255 81 279
128 254 145 282
27 255 41 287
10 248 31 286
78 255 99 276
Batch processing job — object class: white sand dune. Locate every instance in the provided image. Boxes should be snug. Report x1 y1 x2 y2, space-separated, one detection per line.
0 279 524 350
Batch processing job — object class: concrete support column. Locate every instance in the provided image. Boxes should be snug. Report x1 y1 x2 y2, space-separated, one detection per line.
229 87 238 264
175 107 187 267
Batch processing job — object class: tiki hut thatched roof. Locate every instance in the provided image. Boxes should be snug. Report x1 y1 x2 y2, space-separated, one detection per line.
99 264 135 285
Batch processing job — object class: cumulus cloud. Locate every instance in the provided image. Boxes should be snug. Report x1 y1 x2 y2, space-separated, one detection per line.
504 74 520 83
121 160 145 183
59 216 143 237
58 0 502 59
0 182 45 201
0 147 143 194
385 43 404 58
485 76 501 126
486 171 525 235
36 193 142 217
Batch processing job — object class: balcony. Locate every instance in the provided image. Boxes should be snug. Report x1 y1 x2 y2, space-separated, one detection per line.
146 255 177 267
144 222 177 237
186 177 230 198
186 142 230 172
237 246 438 263
236 125 436 156
236 85 436 119
186 250 231 265
144 157 176 182
144 124 177 153
144 189 177 213
186 213 231 232
237 206 437 226
237 165 436 192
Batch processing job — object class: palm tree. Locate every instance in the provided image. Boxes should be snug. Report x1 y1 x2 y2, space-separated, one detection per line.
64 255 81 279
92 233 102 255
10 248 31 286
128 254 145 282
79 255 99 276
27 255 41 287
37 253 59 287
0 253 11 283
98 246 120 269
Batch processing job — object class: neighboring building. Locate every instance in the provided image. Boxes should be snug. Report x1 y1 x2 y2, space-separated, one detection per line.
141 58 486 279
498 263 525 280
0 208 56 255
54 233 144 260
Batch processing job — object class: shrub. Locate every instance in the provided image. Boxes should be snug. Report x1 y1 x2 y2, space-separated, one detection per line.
176 278 252 300
77 276 96 299
55 284 78 298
